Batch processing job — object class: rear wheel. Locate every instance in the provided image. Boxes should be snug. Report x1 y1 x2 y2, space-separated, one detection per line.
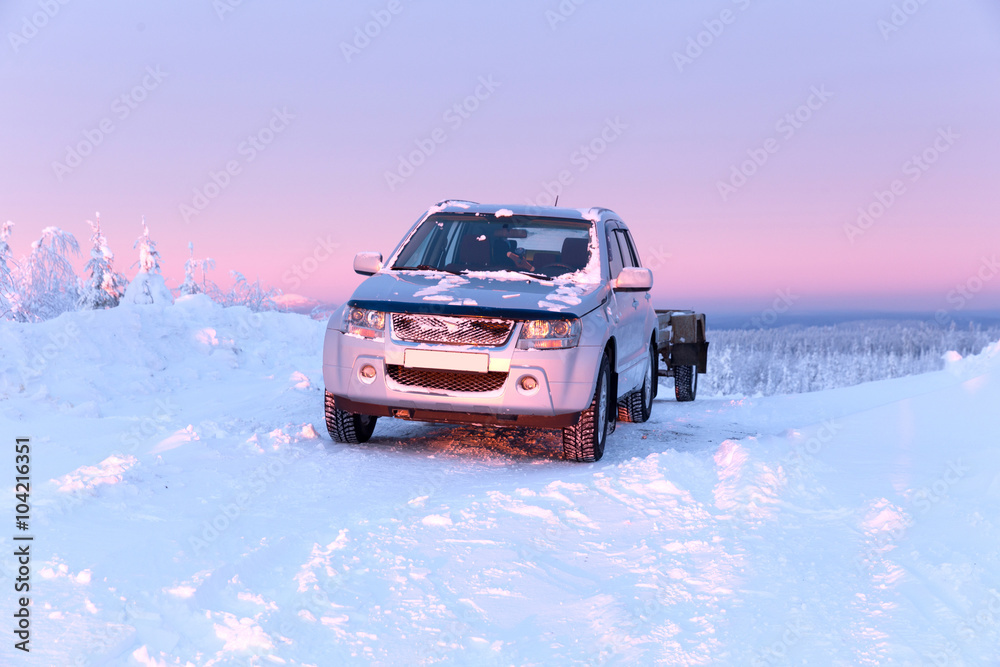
562 353 611 462
325 391 378 443
674 365 698 402
618 340 656 423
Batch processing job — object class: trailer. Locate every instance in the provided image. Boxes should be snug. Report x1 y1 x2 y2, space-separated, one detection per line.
655 310 709 402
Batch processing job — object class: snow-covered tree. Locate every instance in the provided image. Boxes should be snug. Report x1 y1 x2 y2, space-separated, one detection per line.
123 217 173 305
699 321 1000 397
178 242 199 296
0 221 16 319
178 241 216 296
15 226 81 322
218 271 282 312
134 215 161 274
79 213 126 310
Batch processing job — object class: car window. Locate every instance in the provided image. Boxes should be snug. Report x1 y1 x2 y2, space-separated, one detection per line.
611 230 634 269
606 227 624 279
618 230 641 268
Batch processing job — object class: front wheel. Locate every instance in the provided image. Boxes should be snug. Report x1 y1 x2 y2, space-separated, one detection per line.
325 391 378 443
674 365 698 402
562 353 611 462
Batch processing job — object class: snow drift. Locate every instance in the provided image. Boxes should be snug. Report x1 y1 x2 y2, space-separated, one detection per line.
1 300 998 665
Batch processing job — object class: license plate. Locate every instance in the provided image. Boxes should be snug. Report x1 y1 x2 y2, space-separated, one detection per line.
403 349 489 374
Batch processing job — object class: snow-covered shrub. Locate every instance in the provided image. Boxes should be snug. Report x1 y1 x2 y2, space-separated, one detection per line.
79 213 126 310
216 271 283 312
699 321 1000 397
0 221 16 319
123 217 173 305
177 241 216 296
14 226 81 322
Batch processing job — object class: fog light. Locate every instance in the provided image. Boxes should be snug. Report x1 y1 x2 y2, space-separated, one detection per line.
359 364 377 384
520 376 538 391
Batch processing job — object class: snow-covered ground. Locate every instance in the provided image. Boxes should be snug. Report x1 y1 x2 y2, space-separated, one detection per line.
2 298 999 666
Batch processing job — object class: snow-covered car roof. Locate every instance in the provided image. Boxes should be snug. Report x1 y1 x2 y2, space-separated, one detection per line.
428 200 619 224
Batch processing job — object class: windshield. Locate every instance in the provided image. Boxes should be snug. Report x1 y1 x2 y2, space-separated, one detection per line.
392 214 593 279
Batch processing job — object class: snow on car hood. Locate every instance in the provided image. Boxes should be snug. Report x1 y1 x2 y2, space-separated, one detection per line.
348 271 607 320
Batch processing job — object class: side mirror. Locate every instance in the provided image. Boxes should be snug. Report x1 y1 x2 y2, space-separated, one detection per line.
353 252 383 276
614 267 653 292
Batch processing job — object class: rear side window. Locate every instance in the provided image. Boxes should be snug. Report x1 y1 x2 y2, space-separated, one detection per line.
606 227 625 278
612 230 636 269
618 230 641 268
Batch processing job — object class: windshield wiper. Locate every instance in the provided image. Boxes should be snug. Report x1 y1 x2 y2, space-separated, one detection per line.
510 270 553 280
392 264 464 275
393 265 551 280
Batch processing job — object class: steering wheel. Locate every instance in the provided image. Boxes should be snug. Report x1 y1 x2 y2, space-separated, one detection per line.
537 263 576 277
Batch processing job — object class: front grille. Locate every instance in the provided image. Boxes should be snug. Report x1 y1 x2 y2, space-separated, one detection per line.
391 313 514 347
387 365 508 393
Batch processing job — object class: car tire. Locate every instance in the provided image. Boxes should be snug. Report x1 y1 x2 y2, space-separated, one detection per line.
562 353 611 462
618 340 656 423
674 365 698 402
325 391 378 444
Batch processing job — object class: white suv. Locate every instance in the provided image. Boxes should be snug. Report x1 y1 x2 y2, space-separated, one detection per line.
323 201 658 461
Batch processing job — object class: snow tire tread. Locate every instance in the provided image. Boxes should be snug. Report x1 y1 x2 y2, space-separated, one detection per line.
674 365 697 402
325 391 377 444
562 355 609 462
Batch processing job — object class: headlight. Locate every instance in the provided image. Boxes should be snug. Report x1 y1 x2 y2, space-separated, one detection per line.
517 318 582 349
346 307 386 339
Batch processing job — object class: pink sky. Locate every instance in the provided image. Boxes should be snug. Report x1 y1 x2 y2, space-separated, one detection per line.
2 0 999 316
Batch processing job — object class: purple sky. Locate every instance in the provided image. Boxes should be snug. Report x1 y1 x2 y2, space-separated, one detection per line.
3 0 999 317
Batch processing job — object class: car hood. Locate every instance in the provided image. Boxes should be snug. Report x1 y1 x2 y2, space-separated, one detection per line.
348 271 607 320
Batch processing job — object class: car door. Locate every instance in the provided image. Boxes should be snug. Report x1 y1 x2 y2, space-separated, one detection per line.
619 227 654 372
605 222 645 395
604 222 627 379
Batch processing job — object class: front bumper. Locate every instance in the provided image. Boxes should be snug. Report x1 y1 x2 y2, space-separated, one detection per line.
322 323 602 426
